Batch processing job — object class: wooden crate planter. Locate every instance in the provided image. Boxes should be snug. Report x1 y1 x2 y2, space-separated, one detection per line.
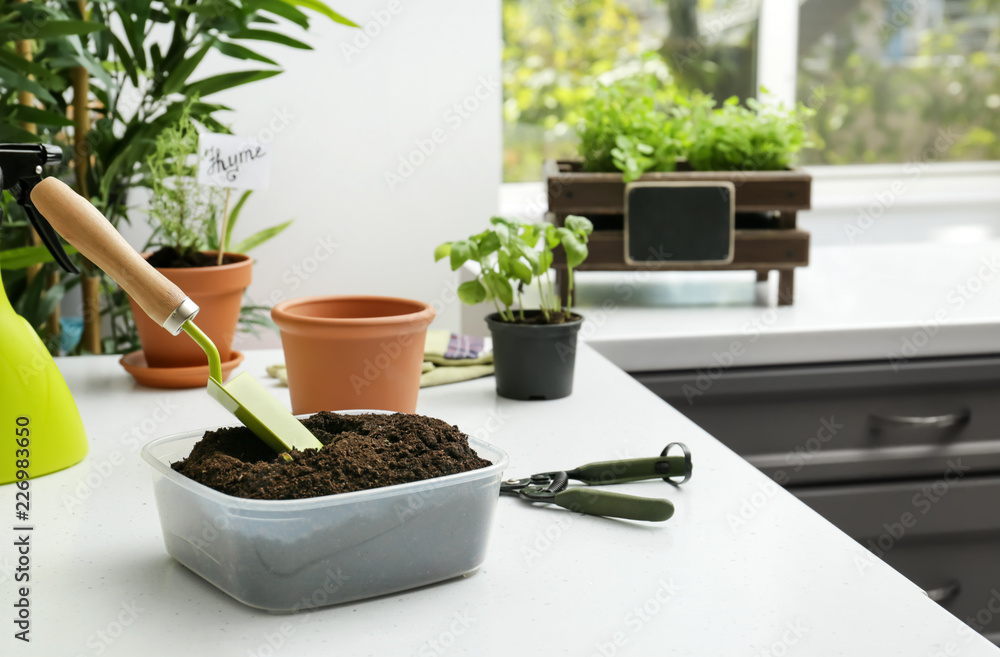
547 160 812 305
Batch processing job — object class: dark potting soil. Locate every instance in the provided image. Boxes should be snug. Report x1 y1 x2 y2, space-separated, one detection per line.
171 411 491 500
146 246 239 268
502 311 582 325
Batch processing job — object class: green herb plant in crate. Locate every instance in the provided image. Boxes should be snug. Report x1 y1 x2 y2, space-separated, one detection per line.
686 94 815 172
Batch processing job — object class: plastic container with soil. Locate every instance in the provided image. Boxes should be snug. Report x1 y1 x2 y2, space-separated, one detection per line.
140 410 508 612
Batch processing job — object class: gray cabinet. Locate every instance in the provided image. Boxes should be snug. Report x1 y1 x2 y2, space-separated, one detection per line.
798 477 1000 644
635 355 1000 486
634 354 1000 642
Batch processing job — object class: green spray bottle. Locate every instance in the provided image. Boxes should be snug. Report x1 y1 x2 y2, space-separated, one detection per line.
1 144 87 485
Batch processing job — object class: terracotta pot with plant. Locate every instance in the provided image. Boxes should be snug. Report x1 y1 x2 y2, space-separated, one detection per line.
435 215 593 401
131 103 291 374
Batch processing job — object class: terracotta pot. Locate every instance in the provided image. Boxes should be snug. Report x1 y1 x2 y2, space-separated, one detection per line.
131 253 252 368
271 295 435 414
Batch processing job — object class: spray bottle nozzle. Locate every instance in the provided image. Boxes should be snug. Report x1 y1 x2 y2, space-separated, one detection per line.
0 143 78 274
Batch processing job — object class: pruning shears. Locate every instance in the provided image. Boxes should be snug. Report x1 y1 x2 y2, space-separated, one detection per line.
500 443 692 522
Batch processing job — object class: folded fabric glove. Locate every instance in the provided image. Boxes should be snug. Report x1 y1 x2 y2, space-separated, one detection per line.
423 330 493 366
267 331 494 389
266 363 289 384
420 364 495 388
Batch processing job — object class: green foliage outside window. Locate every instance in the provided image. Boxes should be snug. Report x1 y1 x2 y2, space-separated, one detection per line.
503 0 1000 180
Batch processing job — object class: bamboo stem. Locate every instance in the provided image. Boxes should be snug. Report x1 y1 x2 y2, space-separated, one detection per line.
71 57 102 354
70 66 90 199
15 4 42 285
80 274 102 354
218 188 232 265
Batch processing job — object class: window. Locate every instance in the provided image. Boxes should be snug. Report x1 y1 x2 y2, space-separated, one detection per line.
502 0 998 181
502 0 761 182
798 0 1000 165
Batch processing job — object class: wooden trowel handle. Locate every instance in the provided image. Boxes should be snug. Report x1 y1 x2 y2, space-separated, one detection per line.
30 177 197 334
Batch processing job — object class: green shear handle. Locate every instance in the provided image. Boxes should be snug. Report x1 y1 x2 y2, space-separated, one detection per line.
554 489 674 522
500 443 691 522
566 442 692 485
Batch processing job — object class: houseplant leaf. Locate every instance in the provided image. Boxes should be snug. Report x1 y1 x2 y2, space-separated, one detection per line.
232 220 293 254
232 28 312 50
223 191 253 251
0 19 106 39
457 279 487 305
433 242 452 262
278 0 359 27
556 228 588 268
185 70 283 97
0 244 79 270
213 40 280 66
450 240 471 271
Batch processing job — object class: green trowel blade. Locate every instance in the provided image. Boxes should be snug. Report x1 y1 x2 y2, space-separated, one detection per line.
208 373 323 453
183 321 322 454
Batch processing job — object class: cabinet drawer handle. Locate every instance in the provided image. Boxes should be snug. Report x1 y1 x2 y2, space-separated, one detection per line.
924 581 961 605
870 409 970 431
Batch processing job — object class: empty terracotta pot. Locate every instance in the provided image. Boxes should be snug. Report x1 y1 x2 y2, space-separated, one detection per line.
131 253 252 368
271 295 435 414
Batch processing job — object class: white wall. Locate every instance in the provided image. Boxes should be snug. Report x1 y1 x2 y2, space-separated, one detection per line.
120 0 502 347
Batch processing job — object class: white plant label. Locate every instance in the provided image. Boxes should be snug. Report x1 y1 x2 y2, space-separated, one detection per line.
198 133 271 190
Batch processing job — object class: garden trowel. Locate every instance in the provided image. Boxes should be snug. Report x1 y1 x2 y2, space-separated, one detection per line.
30 177 322 456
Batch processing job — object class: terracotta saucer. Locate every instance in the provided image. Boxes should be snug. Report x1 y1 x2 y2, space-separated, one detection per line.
120 350 245 389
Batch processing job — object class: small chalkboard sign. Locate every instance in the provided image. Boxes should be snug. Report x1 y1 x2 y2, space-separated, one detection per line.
624 182 735 265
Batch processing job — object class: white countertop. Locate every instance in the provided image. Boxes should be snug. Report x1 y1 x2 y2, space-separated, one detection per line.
564 241 1000 372
4 347 995 656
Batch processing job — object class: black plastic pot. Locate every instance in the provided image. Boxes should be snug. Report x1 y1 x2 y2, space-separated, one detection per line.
485 311 584 401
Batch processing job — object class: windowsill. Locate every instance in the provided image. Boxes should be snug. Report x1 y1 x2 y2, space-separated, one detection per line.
500 161 1000 217
804 161 1000 211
